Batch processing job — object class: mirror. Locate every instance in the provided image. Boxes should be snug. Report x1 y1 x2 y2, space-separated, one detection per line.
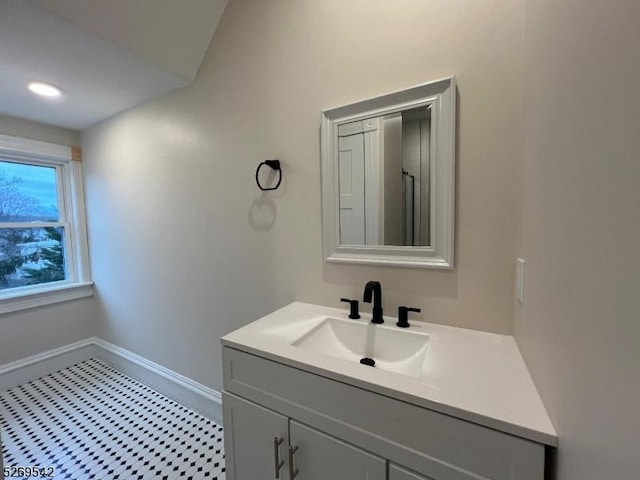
321 77 455 268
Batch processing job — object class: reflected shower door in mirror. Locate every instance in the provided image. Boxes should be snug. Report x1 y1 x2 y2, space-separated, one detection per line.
321 76 455 269
338 106 432 247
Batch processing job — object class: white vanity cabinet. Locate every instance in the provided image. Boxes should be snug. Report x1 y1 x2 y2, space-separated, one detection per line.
222 393 288 480
289 420 386 480
222 346 548 480
223 393 385 480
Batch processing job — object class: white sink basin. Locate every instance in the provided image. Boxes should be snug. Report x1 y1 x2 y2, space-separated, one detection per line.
291 316 429 377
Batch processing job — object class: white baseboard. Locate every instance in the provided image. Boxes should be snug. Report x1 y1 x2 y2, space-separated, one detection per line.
93 338 222 424
0 339 96 392
0 337 222 424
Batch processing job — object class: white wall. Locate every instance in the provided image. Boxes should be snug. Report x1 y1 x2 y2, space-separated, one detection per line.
0 114 80 147
516 0 640 478
82 0 525 390
0 114 96 365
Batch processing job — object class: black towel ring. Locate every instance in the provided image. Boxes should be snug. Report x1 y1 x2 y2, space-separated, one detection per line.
256 159 282 191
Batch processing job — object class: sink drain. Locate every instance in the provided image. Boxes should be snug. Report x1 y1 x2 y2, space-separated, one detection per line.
359 357 375 367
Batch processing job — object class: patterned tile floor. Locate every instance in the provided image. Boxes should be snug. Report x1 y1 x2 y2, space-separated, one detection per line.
0 359 225 480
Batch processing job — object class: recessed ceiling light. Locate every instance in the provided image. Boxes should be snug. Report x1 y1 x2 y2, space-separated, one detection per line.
28 82 62 97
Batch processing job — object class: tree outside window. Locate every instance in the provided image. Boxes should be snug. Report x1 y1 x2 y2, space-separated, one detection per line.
0 162 66 289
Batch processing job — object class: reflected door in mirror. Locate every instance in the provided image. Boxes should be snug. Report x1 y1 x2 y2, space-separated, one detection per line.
338 119 381 245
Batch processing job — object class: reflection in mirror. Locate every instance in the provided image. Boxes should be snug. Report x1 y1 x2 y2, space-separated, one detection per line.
338 106 432 247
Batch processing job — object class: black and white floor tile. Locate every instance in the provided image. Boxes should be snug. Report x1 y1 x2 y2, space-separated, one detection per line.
0 359 225 480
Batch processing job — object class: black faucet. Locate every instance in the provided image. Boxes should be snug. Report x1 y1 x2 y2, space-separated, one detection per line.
363 281 384 324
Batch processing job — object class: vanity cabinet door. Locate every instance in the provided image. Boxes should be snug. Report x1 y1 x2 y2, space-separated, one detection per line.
223 393 289 480
389 464 435 480
288 420 385 480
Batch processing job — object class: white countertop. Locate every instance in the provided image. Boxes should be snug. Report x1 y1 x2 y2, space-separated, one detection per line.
221 302 557 446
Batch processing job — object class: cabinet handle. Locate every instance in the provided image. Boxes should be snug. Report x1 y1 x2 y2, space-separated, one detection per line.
288 445 299 479
273 437 285 479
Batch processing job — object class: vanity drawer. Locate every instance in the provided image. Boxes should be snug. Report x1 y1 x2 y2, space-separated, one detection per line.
222 347 545 480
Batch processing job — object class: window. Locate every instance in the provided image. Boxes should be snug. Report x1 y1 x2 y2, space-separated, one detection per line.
0 134 92 313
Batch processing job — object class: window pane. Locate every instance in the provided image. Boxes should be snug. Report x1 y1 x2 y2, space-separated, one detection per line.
0 227 66 290
0 160 59 222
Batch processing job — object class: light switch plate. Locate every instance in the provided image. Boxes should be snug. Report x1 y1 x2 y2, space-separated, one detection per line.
516 258 525 305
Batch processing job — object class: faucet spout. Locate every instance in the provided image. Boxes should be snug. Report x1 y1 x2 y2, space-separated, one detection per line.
363 281 384 324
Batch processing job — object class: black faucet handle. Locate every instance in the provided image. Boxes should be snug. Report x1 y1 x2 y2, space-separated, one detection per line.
340 298 361 319
397 306 421 328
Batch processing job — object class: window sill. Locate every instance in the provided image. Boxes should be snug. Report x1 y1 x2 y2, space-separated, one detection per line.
0 282 94 315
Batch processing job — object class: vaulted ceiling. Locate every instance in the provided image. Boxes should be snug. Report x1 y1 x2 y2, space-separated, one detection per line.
0 0 228 130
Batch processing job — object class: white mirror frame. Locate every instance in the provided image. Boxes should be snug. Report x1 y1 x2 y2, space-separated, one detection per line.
321 76 456 269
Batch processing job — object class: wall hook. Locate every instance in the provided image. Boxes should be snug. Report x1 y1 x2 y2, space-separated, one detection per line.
256 159 282 191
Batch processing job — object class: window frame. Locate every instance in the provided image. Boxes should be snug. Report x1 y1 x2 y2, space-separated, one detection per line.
0 134 93 314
